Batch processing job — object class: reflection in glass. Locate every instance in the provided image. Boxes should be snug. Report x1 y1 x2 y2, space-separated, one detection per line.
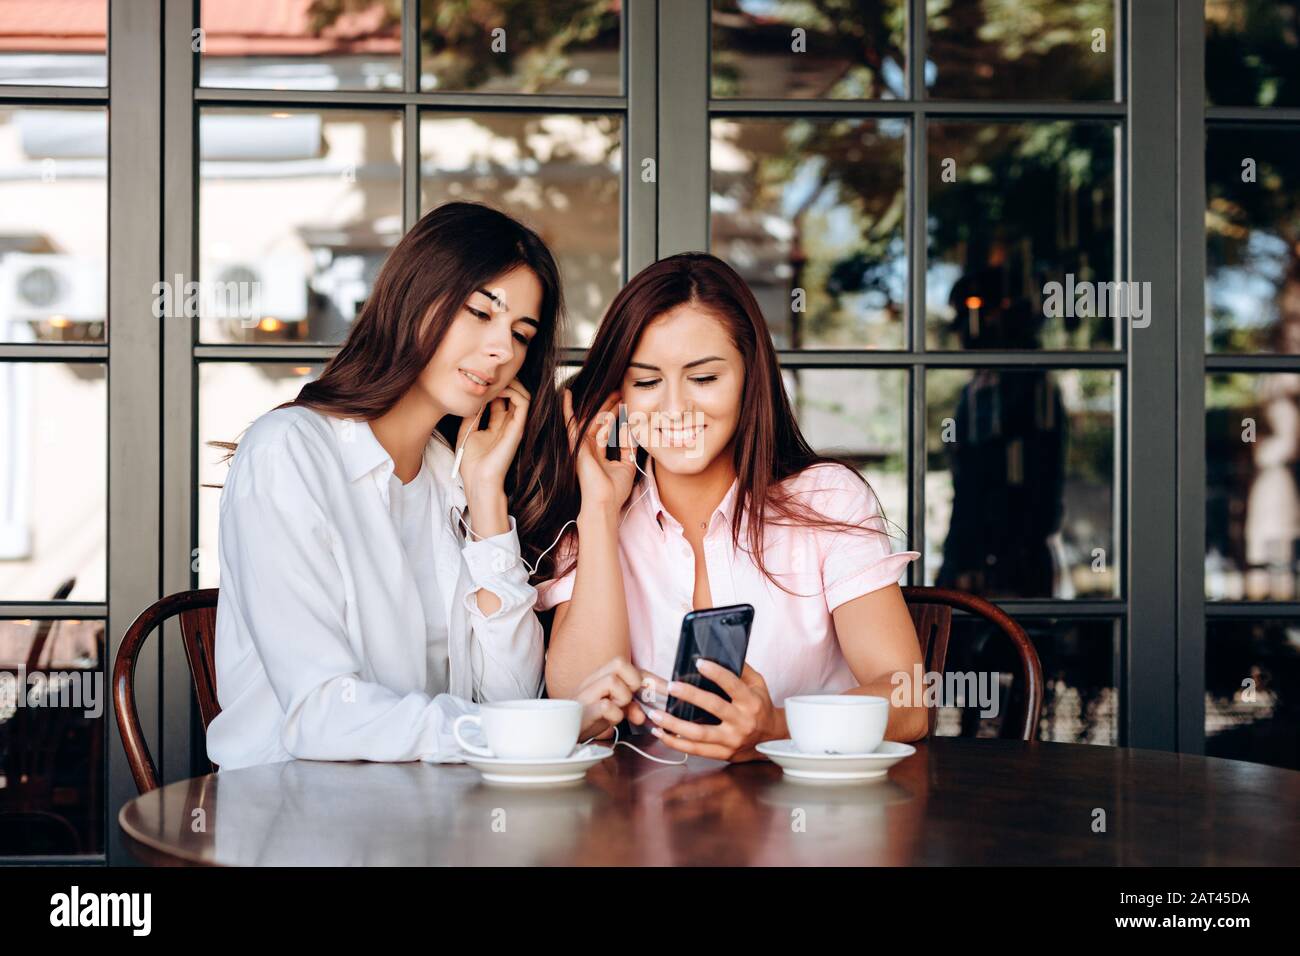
419 113 621 347
0 363 105 602
711 0 906 99
0 106 107 344
419 0 620 94
198 363 323 589
934 617 1117 746
200 0 401 91
926 368 1117 599
0 617 105 856
925 0 1116 101
1206 126 1300 354
1205 619 1299 771
711 117 907 349
782 368 909 551
0 0 107 87
927 121 1118 350
1205 373 1300 601
1206 0 1300 108
199 108 403 345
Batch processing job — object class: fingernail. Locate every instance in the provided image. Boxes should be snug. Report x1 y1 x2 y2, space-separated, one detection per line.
650 727 664 738
646 708 664 723
696 659 715 672
667 681 682 694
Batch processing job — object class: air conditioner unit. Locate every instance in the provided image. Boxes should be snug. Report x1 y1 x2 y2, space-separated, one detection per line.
201 256 309 323
0 252 105 323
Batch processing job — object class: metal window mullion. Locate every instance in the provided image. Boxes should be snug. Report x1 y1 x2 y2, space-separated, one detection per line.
0 87 107 103
624 0 657 274
1125 0 1179 751
0 604 107 619
106 0 164 866
0 346 108 360
160 0 200 801
1177 0 1207 755
657 0 708 256
191 87 625 112
711 100 1126 118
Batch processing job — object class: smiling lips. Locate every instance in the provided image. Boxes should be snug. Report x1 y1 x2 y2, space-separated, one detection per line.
458 368 493 393
655 423 706 447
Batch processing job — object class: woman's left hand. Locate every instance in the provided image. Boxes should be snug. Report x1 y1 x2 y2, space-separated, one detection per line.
457 378 531 492
645 661 778 763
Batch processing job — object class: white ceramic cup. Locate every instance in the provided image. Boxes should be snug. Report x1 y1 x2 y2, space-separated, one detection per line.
785 695 889 755
453 699 582 760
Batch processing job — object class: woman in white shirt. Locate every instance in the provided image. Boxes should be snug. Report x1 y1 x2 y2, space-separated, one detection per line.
206 203 644 770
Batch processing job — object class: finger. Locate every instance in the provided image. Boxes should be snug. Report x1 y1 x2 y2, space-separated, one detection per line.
643 705 724 743
666 678 739 723
649 727 733 760
596 699 623 725
740 662 769 692
596 674 633 708
626 700 647 725
638 671 670 701
606 658 645 697
696 659 750 701
505 378 532 403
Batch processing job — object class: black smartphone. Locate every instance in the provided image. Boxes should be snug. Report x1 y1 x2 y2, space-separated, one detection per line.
665 604 754 725
604 402 628 462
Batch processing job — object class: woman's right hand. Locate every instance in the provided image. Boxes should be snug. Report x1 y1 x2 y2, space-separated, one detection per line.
573 656 662 741
565 388 637 521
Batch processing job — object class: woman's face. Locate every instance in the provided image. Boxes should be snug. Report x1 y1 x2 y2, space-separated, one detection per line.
621 304 745 476
418 265 543 419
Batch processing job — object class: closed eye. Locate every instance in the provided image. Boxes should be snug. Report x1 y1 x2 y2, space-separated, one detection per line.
690 375 718 385
631 378 661 390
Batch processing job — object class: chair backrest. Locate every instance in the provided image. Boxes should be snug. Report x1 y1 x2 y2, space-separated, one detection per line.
112 589 221 794
900 586 1044 741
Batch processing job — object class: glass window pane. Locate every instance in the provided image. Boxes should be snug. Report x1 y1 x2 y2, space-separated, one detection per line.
198 108 403 345
0 0 107 87
419 1 621 95
0 616 106 855
1205 372 1300 600
419 112 621 348
199 0 401 91
934 617 1117 745
0 362 105 602
197 363 324 589
712 117 907 349
925 0 1117 101
927 120 1119 350
1206 125 1300 354
1206 0 1300 108
783 367 910 553
926 368 1117 599
1205 618 1300 771
0 106 107 344
711 0 906 99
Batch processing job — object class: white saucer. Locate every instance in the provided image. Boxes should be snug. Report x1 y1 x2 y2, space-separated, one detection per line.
755 739 916 782
461 745 614 786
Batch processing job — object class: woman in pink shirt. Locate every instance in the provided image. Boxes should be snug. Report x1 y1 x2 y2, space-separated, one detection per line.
537 253 928 762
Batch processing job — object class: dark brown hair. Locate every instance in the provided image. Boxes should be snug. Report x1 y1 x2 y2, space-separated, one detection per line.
552 252 897 593
212 201 567 574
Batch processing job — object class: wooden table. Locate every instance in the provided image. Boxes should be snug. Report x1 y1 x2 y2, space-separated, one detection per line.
119 737 1300 866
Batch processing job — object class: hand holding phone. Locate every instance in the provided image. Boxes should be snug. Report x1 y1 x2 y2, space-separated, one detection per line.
665 604 754 725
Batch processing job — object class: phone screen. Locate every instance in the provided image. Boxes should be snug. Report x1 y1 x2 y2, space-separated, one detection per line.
665 604 754 725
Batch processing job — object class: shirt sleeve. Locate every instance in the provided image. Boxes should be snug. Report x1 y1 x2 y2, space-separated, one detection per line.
809 465 921 613
218 439 454 762
458 515 545 701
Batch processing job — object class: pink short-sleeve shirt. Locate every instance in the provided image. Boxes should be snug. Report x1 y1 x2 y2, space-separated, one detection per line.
536 462 920 706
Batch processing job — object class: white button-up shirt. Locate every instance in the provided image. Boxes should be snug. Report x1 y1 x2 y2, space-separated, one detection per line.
206 405 544 771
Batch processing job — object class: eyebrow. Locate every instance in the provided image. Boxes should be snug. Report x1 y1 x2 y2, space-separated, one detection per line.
628 356 726 372
473 287 539 329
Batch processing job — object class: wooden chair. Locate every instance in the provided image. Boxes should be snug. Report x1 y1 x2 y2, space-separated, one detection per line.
113 589 221 794
900 586 1044 741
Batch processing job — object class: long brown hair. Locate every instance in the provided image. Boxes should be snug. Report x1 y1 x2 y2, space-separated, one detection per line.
213 201 567 573
553 252 897 593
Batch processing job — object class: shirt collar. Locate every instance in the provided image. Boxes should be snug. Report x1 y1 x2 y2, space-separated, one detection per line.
329 417 465 509
641 460 740 536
